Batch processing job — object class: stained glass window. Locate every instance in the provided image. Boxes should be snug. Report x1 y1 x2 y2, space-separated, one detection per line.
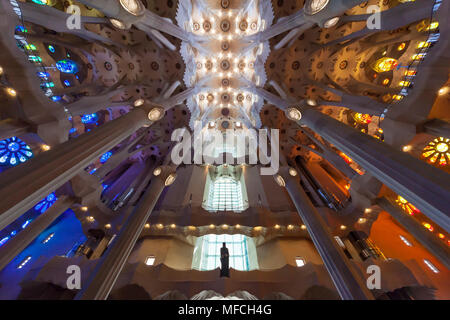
56 59 78 74
0 137 33 166
205 176 246 212
372 57 398 73
198 234 250 271
422 137 449 166
34 193 57 213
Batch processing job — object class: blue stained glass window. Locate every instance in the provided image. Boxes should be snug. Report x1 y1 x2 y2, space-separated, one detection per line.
81 113 98 124
38 72 49 79
64 80 71 87
0 137 33 166
0 236 9 247
56 59 78 74
15 25 27 33
100 151 112 164
22 219 32 229
34 192 57 213
48 45 55 53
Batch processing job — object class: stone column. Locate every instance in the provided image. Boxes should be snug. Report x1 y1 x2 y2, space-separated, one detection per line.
289 107 450 232
75 166 177 300
0 108 149 230
422 119 450 138
277 167 374 300
0 196 74 271
0 119 29 141
377 197 450 269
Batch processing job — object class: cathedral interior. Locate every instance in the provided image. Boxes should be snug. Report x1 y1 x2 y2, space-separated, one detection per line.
0 0 448 301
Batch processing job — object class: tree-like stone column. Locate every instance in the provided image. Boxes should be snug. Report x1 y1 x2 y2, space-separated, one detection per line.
75 166 177 300
0 108 151 230
277 167 374 300
286 107 450 232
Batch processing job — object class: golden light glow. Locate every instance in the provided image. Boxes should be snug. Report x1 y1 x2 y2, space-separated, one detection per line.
300 224 307 230
402 145 412 152
6 87 17 97
134 98 145 107
353 113 372 124
358 218 367 224
423 222 433 232
422 137 450 166
274 224 280 229
340 225 347 230
417 41 430 49
438 87 448 95
105 224 111 229
372 57 398 73
170 224 176 229
339 152 353 164
81 206 88 212
0 66 3 75
275 175 286 187
156 224 164 229
144 223 150 229
286 108 302 121
148 108 164 121
288 168 298 177
396 196 419 215
87 216 95 222
110 18 127 30
165 173 177 186
397 43 406 51
153 167 162 176
287 225 294 230
41 144 51 151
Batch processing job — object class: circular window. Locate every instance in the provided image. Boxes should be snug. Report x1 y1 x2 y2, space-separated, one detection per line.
203 21 211 32
220 60 230 70
193 22 200 31
221 41 230 51
239 20 248 31
220 20 231 32
104 61 113 71
221 0 230 9
339 60 348 70
151 62 159 71
221 93 230 102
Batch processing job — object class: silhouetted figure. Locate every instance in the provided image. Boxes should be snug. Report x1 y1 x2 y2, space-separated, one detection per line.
220 242 230 278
